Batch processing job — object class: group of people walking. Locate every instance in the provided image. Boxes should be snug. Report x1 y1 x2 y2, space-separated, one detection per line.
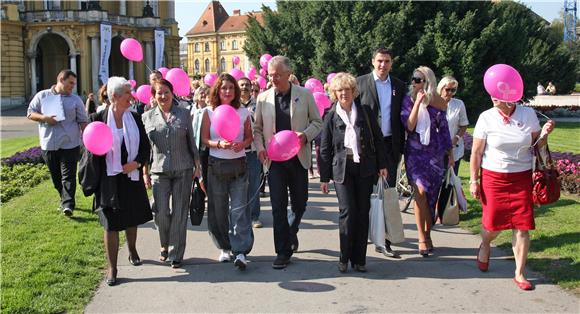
28 47 555 290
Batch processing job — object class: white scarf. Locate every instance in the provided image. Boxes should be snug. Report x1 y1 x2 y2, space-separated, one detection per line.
416 102 431 145
105 106 140 181
336 102 360 163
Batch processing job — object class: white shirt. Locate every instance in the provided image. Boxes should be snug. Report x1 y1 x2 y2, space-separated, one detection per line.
473 106 540 173
537 84 546 95
208 106 249 159
373 71 392 137
446 98 469 161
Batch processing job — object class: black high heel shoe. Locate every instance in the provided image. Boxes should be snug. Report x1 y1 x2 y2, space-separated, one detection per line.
106 268 117 286
418 241 429 258
128 254 142 266
426 238 434 253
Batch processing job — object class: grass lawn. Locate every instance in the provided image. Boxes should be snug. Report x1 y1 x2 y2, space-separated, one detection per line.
1 180 108 313
457 163 580 293
1 136 39 158
467 122 579 154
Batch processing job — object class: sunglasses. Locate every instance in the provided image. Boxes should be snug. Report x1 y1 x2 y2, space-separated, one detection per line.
411 77 425 84
445 88 457 93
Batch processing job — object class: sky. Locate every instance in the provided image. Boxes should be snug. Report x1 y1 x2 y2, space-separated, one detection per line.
175 1 564 42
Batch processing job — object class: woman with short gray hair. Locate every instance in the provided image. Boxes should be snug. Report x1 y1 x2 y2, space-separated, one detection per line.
84 76 153 286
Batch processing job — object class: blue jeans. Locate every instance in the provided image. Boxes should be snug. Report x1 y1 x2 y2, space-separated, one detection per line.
207 157 254 255
246 151 262 221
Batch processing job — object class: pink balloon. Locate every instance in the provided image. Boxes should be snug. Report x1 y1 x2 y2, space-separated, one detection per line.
249 66 257 74
136 85 151 105
212 105 240 142
313 92 331 117
204 73 218 87
260 54 273 69
83 121 113 156
259 68 267 77
245 69 256 81
232 56 241 65
128 79 136 89
120 38 143 62
166 68 190 97
267 130 301 162
326 73 337 84
158 67 169 78
483 64 523 102
305 78 324 93
230 68 245 81
256 75 267 90
131 91 138 99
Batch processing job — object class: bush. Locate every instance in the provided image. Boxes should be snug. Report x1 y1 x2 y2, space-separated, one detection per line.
0 164 51 202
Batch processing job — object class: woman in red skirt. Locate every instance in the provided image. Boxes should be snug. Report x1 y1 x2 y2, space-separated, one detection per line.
470 94 554 291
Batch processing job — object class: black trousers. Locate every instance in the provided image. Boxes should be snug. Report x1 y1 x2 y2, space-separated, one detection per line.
268 157 308 257
42 146 80 209
334 159 374 266
383 136 400 188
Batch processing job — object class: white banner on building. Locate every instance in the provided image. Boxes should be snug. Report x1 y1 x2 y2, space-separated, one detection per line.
154 29 165 69
99 23 112 84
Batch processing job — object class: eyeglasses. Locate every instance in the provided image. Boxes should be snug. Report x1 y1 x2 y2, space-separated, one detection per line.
411 77 425 84
252 89 260 93
445 88 457 94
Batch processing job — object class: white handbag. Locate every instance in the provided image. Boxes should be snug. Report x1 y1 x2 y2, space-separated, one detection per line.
369 178 386 248
441 169 460 225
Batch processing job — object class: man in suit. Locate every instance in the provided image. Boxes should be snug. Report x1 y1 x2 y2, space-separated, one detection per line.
254 56 322 269
357 48 406 258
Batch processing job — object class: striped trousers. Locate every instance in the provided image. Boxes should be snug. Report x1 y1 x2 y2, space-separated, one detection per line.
151 168 193 263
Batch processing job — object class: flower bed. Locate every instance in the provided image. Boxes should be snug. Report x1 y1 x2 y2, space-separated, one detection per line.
1 147 50 202
462 133 580 196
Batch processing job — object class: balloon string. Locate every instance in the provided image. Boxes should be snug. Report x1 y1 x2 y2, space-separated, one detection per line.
144 63 153 74
228 172 267 212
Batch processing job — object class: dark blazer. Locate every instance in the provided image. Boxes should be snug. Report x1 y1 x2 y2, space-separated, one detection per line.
78 109 150 209
319 101 387 184
356 73 406 160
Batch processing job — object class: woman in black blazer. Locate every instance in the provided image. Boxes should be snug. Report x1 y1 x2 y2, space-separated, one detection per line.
319 73 388 273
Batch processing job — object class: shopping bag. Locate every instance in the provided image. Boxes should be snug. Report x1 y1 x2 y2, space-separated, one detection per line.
369 178 386 248
441 181 459 225
436 168 453 222
189 178 206 226
383 181 405 244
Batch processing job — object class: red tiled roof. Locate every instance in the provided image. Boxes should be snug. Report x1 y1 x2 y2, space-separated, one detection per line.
186 1 264 35
218 12 264 32
186 1 229 35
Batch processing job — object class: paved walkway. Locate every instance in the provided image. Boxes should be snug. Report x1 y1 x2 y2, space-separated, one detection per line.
0 106 37 139
85 181 578 313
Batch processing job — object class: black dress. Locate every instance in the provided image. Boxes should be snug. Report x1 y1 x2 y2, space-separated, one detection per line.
95 140 152 231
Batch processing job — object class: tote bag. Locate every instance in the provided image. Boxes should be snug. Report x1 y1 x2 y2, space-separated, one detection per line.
369 178 386 248
384 181 405 244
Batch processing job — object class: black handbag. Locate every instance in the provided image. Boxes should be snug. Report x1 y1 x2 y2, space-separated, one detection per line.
78 145 101 197
189 178 206 226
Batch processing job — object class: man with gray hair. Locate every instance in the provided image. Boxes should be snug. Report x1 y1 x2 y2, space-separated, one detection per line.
27 69 89 216
254 56 322 269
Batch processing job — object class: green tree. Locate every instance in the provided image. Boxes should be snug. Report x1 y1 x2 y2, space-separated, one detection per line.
244 1 577 119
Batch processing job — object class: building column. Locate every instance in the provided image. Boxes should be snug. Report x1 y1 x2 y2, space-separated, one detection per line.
119 0 126 15
145 41 154 72
90 36 100 93
167 1 175 19
69 52 78 94
28 53 38 95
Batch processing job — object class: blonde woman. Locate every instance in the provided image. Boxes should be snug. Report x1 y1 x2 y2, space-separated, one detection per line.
400 66 452 257
319 73 387 272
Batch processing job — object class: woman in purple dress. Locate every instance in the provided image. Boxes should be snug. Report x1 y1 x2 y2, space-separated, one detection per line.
401 66 453 257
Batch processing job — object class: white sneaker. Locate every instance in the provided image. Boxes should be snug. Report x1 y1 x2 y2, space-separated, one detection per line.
234 254 247 270
252 220 263 228
218 250 231 262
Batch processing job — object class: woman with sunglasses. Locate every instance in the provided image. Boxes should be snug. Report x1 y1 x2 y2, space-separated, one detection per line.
401 66 452 257
438 76 469 174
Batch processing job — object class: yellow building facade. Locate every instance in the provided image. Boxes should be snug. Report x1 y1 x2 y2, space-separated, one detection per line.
0 0 181 107
185 1 263 77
